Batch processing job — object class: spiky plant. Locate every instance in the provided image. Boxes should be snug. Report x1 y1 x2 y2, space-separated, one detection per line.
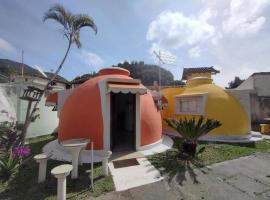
165 117 221 156
20 4 97 143
0 154 20 181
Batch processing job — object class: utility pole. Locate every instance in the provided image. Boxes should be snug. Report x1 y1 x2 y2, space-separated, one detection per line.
153 49 176 109
21 50 24 77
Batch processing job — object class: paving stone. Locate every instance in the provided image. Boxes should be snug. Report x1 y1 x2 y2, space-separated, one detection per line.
92 153 270 200
129 181 181 200
226 174 269 198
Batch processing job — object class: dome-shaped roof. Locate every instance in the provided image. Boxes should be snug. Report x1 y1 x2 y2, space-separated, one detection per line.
162 77 249 138
99 67 130 76
58 68 162 150
183 78 249 136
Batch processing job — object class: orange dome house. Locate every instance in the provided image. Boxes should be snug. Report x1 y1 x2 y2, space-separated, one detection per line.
58 67 162 152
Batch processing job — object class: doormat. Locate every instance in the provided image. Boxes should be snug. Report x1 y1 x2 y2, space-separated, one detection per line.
112 158 140 169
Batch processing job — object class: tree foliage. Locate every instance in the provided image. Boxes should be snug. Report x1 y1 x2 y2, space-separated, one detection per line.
43 4 97 48
113 61 184 86
71 72 98 84
226 76 245 89
20 4 97 143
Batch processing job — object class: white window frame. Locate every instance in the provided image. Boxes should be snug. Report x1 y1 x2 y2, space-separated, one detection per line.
174 93 208 115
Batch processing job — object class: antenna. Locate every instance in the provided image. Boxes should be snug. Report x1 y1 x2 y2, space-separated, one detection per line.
34 65 48 78
153 50 176 91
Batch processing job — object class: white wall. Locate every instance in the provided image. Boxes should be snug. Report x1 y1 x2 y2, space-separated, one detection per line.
237 76 254 90
26 97 59 138
233 73 270 122
0 79 63 138
0 85 17 122
254 75 270 96
227 89 251 131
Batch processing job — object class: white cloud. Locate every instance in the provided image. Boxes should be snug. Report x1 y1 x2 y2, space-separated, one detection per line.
188 46 202 58
147 0 270 50
146 10 215 49
0 38 15 53
147 0 270 86
213 36 270 86
222 0 270 37
79 50 104 68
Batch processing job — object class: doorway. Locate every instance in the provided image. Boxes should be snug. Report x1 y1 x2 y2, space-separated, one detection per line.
111 93 136 152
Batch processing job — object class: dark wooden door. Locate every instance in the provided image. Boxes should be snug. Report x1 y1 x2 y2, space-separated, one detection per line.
110 93 136 152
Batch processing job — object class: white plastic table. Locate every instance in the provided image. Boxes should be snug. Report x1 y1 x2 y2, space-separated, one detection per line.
61 138 89 179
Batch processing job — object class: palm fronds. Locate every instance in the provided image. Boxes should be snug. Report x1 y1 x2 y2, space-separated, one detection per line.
43 4 71 30
165 116 221 141
43 4 97 47
73 14 97 34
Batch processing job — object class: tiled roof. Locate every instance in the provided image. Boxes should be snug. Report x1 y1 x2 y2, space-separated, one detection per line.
252 72 270 76
181 66 220 80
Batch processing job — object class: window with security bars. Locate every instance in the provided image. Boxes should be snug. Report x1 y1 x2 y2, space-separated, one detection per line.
175 95 206 115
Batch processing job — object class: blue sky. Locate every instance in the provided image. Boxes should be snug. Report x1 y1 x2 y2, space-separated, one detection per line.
0 0 270 86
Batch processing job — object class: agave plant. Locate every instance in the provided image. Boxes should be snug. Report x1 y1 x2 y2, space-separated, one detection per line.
165 116 221 156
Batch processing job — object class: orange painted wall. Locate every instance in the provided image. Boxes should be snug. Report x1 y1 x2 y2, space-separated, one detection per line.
59 74 131 149
141 92 162 145
187 72 211 80
59 75 104 149
59 71 162 150
46 92 57 104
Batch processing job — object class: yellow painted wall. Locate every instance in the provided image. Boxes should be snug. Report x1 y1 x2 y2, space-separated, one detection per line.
161 78 249 137
187 72 211 80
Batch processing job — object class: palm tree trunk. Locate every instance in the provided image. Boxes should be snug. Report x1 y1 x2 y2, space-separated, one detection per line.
21 40 72 144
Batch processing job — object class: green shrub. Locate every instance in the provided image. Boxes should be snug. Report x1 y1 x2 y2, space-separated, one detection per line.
0 121 23 152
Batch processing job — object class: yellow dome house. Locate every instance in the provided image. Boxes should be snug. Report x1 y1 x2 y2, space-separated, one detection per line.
162 67 257 142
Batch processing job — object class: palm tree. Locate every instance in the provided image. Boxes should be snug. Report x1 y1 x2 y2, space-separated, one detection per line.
165 117 221 156
20 4 97 143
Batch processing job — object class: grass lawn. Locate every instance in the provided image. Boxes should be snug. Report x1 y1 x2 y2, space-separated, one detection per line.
148 137 270 181
0 135 114 200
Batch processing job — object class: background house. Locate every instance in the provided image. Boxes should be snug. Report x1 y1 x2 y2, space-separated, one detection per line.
0 59 70 137
231 72 270 126
162 67 252 141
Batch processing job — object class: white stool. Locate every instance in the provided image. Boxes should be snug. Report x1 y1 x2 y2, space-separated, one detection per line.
79 147 85 166
34 153 51 183
51 164 73 200
61 138 89 179
102 151 112 176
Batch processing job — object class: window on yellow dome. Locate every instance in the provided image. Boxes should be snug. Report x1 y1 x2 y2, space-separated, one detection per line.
174 93 208 115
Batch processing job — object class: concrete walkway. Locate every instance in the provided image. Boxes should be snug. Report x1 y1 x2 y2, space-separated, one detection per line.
91 153 270 200
108 158 163 191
